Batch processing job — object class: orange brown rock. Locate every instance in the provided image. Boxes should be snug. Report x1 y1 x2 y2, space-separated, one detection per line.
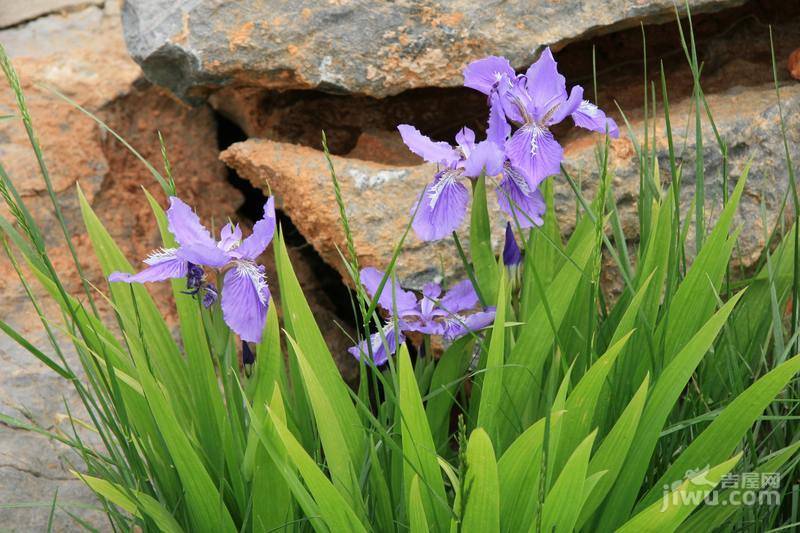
220 138 491 288
789 48 800 80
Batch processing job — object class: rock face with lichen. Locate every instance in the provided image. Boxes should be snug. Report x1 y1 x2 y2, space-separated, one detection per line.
121 0 743 101
209 0 799 292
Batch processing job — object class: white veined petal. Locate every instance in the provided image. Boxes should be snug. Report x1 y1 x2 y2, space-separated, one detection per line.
233 260 269 305
578 100 599 117
504 163 532 196
528 123 545 156
144 247 180 265
428 170 461 209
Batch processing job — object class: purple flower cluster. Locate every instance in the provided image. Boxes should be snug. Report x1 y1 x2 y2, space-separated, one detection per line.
400 48 618 242
349 267 495 365
105 49 615 367
109 197 275 343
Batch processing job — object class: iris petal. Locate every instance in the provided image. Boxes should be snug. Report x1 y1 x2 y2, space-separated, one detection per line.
439 279 480 314
166 196 230 267
444 309 496 340
411 174 470 241
166 197 217 249
348 323 404 366
397 124 459 165
505 125 563 191
218 223 242 252
359 267 419 316
419 282 442 319
237 196 276 260
462 140 505 178
463 55 516 95
401 318 446 336
524 47 568 119
548 85 584 125
487 92 511 146
177 243 231 268
496 170 546 228
455 126 476 152
500 75 529 124
572 100 620 138
109 248 188 283
221 261 270 343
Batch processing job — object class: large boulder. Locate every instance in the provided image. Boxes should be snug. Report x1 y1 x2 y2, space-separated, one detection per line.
221 81 800 290
121 0 743 101
215 0 800 290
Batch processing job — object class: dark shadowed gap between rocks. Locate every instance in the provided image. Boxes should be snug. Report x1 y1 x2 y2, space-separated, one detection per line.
215 112 359 332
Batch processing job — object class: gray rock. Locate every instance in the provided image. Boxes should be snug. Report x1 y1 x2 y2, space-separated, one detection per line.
0 4 106 58
121 0 743 101
562 82 800 268
0 0 103 29
0 293 108 531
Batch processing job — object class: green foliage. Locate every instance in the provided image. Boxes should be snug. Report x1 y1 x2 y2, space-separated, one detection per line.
1 14 800 533
461 428 500 533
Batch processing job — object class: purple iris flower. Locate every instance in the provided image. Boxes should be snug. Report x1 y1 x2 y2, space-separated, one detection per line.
398 124 504 241
348 267 496 365
487 93 547 229
109 196 276 343
464 48 619 194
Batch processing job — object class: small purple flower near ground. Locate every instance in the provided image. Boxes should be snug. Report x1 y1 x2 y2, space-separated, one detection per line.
109 196 276 343
185 263 204 292
202 283 218 308
348 267 496 365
